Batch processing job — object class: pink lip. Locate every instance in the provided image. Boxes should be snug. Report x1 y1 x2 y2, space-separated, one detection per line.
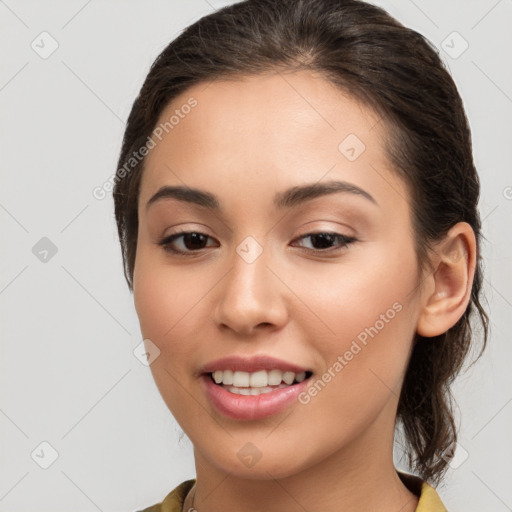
199 355 309 374
202 374 310 420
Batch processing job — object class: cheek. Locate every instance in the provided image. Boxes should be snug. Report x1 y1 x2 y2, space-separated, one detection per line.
133 250 209 424
133 248 207 358
286 237 419 341
289 240 419 408
132 227 226 435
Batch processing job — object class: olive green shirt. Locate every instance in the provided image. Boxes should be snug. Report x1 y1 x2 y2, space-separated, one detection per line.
136 471 448 511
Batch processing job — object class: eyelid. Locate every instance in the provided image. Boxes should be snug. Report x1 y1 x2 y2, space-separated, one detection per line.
290 231 357 252
158 229 357 256
158 230 218 255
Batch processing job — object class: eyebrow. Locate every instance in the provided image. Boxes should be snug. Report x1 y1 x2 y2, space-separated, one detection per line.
145 180 378 212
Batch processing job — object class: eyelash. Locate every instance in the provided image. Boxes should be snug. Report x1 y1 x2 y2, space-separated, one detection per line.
157 230 357 256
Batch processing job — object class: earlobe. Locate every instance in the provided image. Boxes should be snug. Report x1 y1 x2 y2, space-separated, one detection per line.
416 222 477 338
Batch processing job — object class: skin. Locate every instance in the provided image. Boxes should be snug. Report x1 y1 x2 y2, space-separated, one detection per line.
133 70 476 512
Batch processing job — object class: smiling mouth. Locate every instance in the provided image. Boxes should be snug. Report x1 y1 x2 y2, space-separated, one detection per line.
208 369 313 396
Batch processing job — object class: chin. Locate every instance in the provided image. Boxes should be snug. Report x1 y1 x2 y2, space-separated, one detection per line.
199 442 315 481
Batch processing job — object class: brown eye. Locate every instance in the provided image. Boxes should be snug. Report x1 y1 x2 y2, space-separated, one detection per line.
158 231 218 254
292 232 356 252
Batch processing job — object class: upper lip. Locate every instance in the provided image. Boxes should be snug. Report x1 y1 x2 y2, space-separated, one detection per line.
200 355 310 375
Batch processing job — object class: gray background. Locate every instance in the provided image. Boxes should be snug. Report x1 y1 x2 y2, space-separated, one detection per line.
1 0 511 510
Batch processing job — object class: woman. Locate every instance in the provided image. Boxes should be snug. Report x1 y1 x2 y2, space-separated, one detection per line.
113 0 488 510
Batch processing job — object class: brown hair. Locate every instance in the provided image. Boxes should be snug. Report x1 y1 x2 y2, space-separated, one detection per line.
113 0 488 485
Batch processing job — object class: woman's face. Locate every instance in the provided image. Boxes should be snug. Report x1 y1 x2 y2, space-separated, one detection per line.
134 70 428 478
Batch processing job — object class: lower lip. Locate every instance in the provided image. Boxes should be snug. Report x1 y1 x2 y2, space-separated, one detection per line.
202 374 310 420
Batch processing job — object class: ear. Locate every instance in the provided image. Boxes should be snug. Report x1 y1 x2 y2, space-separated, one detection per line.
416 222 477 338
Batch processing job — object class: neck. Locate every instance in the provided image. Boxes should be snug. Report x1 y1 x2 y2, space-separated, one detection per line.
189 411 419 512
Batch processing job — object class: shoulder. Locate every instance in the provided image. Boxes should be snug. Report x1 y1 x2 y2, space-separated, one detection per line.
134 479 196 512
397 470 449 512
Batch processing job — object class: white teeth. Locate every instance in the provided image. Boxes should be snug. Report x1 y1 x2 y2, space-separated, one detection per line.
222 369 233 385
233 371 250 387
296 371 306 383
224 384 289 396
249 370 268 387
268 369 283 386
282 371 295 385
211 369 309 388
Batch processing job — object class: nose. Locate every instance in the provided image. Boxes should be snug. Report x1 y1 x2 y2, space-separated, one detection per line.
213 245 288 337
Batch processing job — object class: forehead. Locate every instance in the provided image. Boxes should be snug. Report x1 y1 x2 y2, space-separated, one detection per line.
139 70 408 215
